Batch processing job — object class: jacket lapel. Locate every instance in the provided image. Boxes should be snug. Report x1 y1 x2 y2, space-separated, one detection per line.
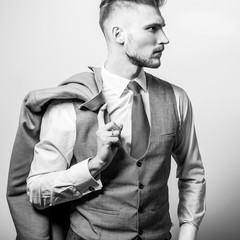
77 67 105 111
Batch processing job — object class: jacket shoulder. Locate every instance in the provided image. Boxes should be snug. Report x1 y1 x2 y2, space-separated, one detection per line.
60 71 95 85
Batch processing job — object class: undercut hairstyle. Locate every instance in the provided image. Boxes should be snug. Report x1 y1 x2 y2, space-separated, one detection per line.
99 0 166 33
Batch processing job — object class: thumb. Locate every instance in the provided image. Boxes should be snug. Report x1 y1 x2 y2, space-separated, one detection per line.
97 103 107 127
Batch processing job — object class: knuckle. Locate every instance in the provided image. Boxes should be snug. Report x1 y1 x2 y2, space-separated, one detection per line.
109 121 115 127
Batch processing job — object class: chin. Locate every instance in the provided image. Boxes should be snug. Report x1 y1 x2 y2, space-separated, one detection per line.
152 62 161 68
127 53 161 69
145 60 161 69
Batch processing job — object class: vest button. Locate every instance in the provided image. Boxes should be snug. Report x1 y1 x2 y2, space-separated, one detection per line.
136 161 142 167
139 183 144 189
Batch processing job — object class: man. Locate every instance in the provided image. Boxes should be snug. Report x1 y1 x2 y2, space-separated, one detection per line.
26 0 206 240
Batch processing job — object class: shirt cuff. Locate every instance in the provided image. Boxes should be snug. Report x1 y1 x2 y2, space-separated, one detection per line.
67 159 102 195
180 222 199 230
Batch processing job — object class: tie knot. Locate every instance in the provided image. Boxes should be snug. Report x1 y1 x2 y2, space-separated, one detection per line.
127 81 141 95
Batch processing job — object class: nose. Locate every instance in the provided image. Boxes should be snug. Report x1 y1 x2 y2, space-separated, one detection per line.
158 29 169 45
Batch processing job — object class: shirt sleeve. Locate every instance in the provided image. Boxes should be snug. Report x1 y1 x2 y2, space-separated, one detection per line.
171 85 206 229
27 100 102 210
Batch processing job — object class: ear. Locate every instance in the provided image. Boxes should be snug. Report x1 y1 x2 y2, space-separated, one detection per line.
112 26 125 44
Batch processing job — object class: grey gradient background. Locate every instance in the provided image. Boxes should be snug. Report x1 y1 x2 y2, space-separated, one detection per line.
1 0 239 239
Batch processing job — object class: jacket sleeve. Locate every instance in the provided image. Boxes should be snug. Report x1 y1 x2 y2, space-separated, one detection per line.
171 86 206 229
27 100 102 209
7 98 69 240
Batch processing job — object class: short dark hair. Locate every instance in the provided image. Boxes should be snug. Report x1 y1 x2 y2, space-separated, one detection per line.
99 0 166 33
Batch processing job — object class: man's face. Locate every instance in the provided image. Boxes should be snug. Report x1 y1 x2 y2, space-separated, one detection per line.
124 4 169 68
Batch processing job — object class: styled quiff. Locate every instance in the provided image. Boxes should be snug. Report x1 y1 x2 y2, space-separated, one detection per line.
99 0 166 33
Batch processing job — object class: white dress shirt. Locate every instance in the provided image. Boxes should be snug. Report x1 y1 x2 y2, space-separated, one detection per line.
27 67 204 227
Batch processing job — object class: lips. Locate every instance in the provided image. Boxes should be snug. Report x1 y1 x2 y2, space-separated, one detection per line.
153 46 164 54
152 46 164 58
153 50 163 57
154 51 162 55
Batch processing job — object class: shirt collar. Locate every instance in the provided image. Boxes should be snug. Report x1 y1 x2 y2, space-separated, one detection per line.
101 65 147 97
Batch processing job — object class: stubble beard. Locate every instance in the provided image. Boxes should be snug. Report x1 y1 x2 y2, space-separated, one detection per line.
125 34 161 69
126 52 161 69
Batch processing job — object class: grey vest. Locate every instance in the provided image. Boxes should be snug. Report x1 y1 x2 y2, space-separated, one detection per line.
71 73 178 240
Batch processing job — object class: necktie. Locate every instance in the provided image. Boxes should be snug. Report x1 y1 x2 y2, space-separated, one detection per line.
128 81 150 159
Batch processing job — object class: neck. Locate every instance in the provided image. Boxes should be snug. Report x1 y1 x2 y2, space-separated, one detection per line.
105 52 142 80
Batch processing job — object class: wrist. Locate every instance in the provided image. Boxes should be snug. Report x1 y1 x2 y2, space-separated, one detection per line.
178 223 198 240
88 156 106 177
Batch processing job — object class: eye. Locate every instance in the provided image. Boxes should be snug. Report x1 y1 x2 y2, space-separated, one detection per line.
146 24 164 33
147 26 157 32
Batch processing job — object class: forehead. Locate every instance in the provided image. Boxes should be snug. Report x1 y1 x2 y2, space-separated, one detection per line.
123 4 165 27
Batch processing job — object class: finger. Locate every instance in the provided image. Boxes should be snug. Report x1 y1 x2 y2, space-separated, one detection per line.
114 123 123 131
107 129 120 137
105 137 121 146
96 129 120 141
104 121 123 131
118 123 123 131
97 103 107 127
104 121 117 131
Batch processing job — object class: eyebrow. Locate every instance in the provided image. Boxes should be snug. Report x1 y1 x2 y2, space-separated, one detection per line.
144 22 166 29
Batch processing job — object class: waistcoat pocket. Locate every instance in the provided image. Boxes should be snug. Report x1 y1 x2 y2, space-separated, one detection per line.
87 206 120 216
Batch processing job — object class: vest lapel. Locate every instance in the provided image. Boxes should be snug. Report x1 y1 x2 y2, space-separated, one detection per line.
147 73 178 136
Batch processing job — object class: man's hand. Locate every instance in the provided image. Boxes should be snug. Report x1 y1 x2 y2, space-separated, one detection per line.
88 104 123 177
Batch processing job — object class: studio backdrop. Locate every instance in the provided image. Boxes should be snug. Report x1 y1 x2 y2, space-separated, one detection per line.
0 1 239 239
